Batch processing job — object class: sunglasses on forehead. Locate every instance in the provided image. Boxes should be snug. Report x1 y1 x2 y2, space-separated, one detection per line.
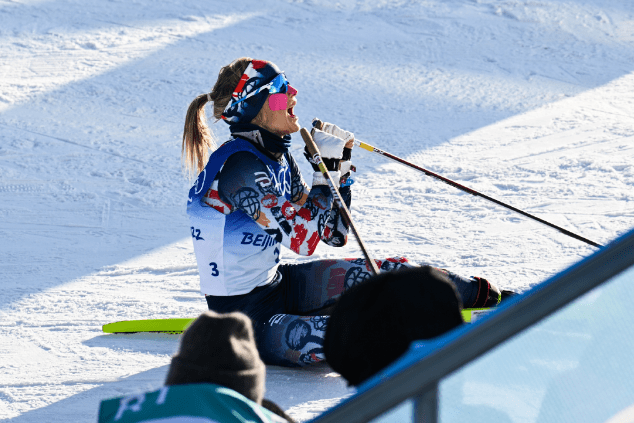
231 73 289 107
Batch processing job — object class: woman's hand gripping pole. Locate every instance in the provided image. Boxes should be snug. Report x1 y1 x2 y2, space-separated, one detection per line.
300 128 380 275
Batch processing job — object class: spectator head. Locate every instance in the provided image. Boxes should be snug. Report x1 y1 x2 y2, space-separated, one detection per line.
324 265 464 386
165 310 266 405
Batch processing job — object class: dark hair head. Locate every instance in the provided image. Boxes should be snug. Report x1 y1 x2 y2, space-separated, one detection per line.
324 265 464 386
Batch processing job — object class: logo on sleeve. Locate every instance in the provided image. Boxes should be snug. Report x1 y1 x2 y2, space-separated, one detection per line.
281 201 296 220
262 194 278 208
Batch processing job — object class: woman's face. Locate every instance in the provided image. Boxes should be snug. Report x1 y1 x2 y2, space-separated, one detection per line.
256 85 300 137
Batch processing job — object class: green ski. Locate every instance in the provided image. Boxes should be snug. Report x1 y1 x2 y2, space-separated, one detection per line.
102 318 195 334
102 308 493 334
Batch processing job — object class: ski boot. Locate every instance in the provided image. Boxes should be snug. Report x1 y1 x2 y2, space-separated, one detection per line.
470 276 518 307
437 268 518 308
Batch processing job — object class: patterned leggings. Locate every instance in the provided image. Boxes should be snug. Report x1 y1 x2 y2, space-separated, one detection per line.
205 257 489 367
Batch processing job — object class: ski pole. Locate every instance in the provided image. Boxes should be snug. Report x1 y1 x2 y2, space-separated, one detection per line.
312 120 603 249
300 128 381 275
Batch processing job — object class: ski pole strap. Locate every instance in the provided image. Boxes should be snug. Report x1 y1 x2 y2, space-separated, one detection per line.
300 128 380 275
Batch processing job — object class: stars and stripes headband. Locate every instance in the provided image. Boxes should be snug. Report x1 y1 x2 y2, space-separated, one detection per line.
221 60 287 124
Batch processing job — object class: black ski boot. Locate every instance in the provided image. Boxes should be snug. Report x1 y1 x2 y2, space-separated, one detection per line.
437 268 519 308
470 276 503 307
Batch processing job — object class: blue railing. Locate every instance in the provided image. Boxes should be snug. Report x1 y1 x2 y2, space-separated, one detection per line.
310 228 634 423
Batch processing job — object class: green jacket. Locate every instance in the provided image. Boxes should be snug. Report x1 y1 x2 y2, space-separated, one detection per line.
98 383 288 423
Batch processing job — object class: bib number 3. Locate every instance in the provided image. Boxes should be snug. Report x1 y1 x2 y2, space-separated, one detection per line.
209 262 219 277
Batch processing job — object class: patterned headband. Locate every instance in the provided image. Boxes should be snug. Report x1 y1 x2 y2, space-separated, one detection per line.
221 60 283 124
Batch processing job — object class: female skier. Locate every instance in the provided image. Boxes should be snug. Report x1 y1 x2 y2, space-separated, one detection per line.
183 57 504 367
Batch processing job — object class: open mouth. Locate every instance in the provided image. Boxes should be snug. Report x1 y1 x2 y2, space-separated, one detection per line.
287 106 296 118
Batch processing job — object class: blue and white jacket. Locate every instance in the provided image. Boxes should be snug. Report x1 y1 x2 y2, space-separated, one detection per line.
187 131 350 296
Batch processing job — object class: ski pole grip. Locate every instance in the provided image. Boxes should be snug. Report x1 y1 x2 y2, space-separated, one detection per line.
312 118 324 130
300 127 321 159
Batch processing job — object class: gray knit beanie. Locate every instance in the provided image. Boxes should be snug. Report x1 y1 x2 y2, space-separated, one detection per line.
165 310 266 405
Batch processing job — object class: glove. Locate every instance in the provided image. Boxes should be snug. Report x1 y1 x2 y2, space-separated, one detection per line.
304 128 346 172
310 128 346 159
339 160 356 179
312 118 354 146
311 119 356 187
312 170 341 187
339 155 356 187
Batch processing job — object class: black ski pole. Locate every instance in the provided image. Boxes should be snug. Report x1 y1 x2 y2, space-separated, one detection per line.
313 120 603 249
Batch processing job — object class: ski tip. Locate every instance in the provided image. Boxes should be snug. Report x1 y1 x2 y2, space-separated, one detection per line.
462 308 493 323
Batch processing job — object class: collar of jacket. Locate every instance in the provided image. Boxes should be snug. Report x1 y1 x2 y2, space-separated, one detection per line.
229 123 292 160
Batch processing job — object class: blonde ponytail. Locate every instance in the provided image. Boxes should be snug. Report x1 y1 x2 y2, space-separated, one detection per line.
181 57 253 177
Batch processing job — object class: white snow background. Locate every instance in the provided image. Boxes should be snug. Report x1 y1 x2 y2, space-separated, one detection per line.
1 0 633 421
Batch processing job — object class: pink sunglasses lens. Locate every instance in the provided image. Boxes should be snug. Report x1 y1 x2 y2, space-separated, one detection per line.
268 93 288 111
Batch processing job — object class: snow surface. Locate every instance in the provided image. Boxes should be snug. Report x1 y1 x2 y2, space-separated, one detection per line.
1 0 633 421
